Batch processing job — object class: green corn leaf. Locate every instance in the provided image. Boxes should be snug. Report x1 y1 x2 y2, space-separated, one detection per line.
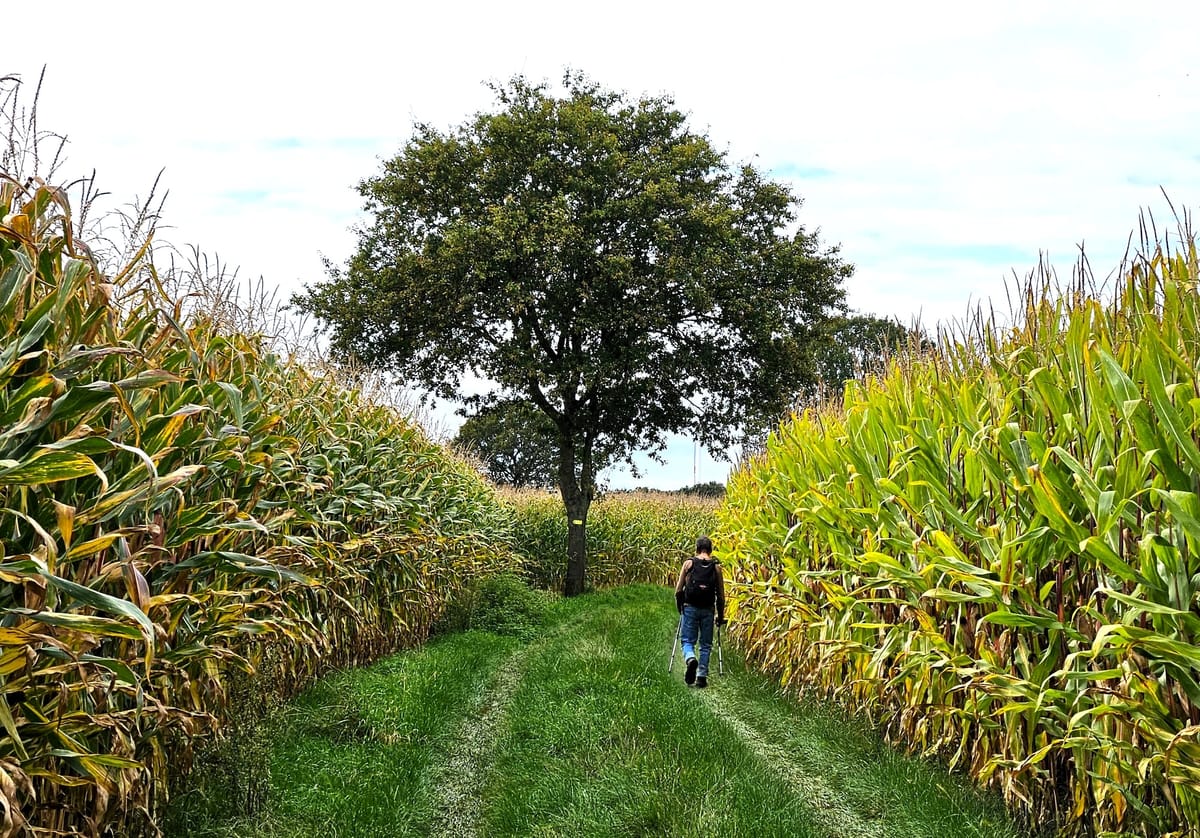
36 648 139 685
169 550 312 585
8 608 144 641
42 574 155 646
0 691 29 761
1141 346 1200 476
0 448 105 486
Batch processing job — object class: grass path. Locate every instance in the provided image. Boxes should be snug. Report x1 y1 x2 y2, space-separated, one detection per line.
426 608 597 837
176 585 1023 838
425 646 524 838
698 687 888 838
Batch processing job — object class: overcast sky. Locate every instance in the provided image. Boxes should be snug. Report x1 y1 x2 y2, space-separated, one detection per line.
8 1 1199 489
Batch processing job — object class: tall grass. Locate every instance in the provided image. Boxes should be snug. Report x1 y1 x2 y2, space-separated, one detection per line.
0 171 519 833
717 219 1200 836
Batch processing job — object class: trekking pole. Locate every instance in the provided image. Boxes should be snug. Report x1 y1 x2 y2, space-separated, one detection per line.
668 613 683 673
716 622 724 676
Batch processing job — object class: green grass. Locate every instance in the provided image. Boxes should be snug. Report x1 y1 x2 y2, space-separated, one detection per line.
711 671 1020 838
175 585 1024 838
483 586 822 837
175 631 521 837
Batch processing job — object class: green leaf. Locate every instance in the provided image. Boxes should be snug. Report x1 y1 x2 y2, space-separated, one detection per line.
0 448 105 486
43 574 155 646
9 608 145 641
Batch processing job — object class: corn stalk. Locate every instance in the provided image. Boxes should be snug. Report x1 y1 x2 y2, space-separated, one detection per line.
0 176 519 835
718 226 1200 836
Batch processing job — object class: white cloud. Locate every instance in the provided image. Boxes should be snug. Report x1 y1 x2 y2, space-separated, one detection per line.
8 0 1200 488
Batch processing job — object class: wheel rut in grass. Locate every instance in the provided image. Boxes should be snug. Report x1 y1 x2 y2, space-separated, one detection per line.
425 645 525 838
698 686 888 838
426 611 593 838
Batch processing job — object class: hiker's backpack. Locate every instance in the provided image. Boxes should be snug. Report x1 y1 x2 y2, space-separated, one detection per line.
684 557 718 608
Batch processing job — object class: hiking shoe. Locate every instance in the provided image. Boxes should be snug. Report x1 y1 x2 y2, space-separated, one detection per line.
696 676 708 689
685 657 698 685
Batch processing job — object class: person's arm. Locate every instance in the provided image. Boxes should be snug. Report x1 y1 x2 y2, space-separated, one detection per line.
674 559 692 613
715 563 727 624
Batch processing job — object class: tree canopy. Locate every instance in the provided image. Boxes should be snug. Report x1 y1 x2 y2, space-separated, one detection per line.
813 314 921 394
454 400 560 489
293 72 853 594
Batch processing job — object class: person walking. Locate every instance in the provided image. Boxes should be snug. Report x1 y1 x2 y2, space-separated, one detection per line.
674 536 726 688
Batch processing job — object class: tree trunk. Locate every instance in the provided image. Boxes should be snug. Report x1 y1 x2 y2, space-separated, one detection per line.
562 492 589 597
557 431 593 597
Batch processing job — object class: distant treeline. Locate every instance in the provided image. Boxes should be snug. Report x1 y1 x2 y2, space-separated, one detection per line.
613 481 726 498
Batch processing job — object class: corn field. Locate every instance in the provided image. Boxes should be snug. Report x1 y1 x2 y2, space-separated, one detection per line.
0 177 520 835
507 490 718 590
718 227 1200 836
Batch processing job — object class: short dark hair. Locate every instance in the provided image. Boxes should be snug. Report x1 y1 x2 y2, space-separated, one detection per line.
696 536 713 554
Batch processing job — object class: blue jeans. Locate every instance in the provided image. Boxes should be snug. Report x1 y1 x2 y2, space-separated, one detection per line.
680 604 714 677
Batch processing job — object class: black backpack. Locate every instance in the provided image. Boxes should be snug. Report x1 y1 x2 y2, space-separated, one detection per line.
684 557 718 608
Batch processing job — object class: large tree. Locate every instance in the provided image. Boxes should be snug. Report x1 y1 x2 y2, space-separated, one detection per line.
293 73 852 595
813 314 921 394
454 400 560 488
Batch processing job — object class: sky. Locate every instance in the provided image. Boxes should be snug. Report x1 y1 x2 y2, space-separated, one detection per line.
7 1 1200 489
